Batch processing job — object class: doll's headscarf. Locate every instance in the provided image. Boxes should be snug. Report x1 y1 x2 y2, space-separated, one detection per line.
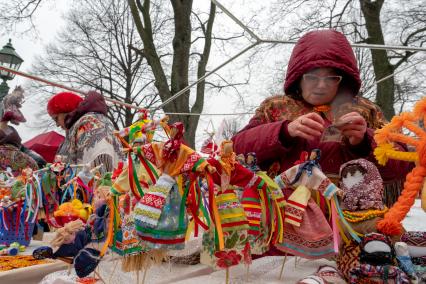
219 140 236 176
290 149 321 185
163 122 184 162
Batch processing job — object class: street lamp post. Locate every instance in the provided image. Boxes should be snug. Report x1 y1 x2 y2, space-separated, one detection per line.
0 39 24 105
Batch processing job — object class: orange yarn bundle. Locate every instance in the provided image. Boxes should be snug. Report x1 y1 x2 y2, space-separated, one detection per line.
374 97 426 236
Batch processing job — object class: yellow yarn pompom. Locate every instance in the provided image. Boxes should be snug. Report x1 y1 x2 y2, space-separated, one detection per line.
374 143 394 166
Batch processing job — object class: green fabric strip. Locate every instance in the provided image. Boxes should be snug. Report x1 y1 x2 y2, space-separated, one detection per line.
110 187 122 196
137 149 159 180
129 125 141 142
192 158 205 172
132 156 144 197
136 224 186 236
179 181 190 230
241 197 261 203
220 216 248 224
111 246 144 256
222 224 250 232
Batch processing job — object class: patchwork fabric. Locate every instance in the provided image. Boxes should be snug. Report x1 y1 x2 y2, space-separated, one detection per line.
349 264 410 284
133 174 175 228
400 231 426 247
216 189 249 232
135 183 188 250
201 189 251 270
241 185 262 237
360 233 394 266
284 185 310 226
336 241 360 280
339 159 384 211
112 194 145 256
275 190 334 260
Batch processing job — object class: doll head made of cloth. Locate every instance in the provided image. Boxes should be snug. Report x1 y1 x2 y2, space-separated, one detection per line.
339 158 384 211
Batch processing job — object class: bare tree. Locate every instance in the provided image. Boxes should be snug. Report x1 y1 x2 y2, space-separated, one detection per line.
267 0 426 118
0 0 44 33
30 0 159 129
127 0 218 148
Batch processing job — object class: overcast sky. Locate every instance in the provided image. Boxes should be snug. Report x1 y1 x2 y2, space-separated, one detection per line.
1 1 69 141
1 0 290 146
3 0 422 148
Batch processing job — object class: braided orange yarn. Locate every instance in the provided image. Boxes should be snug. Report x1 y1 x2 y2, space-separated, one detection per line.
375 96 426 236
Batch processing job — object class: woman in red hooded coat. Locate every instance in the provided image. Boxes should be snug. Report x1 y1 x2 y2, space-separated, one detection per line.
232 29 411 208
232 30 412 258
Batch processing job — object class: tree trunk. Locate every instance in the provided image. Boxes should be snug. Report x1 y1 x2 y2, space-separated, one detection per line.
129 0 216 148
170 0 194 146
359 0 395 119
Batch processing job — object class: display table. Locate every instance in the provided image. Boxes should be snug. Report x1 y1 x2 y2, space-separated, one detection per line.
33 200 426 283
0 236 68 284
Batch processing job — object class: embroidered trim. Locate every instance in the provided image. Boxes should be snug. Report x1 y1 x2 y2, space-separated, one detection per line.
134 208 161 220
139 193 166 210
285 206 304 219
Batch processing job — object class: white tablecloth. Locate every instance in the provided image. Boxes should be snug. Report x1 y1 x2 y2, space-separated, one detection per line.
0 237 68 284
9 199 425 284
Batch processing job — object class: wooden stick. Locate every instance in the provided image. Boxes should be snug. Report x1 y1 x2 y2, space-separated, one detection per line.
294 256 298 269
226 267 230 284
142 268 148 284
108 259 119 284
246 265 250 282
94 270 106 284
136 270 140 284
278 253 287 280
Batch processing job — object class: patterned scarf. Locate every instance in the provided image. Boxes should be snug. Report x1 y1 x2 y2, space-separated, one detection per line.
162 122 184 162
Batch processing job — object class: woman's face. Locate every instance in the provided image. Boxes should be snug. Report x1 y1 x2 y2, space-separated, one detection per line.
300 67 342 106
51 113 67 130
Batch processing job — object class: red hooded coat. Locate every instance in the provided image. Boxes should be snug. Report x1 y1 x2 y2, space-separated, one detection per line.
232 30 411 200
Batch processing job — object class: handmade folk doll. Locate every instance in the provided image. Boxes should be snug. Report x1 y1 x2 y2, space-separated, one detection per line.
116 109 168 146
0 87 39 175
202 140 251 269
274 149 339 259
205 141 286 258
349 233 410 284
110 158 157 272
340 159 384 212
133 122 215 253
339 159 388 237
245 152 260 173
112 116 165 271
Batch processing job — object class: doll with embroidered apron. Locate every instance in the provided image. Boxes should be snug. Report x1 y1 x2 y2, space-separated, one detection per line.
201 140 252 269
111 114 164 271
110 156 158 271
133 122 215 263
274 149 340 259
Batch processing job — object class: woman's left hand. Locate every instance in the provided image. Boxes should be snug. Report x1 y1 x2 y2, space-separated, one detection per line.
336 112 367 146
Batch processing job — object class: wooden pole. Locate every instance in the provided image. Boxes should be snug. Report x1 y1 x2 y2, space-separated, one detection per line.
279 253 287 280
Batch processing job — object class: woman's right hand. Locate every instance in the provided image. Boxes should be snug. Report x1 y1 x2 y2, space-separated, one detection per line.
287 112 325 141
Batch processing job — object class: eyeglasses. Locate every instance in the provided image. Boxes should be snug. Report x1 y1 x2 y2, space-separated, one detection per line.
302 74 342 86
